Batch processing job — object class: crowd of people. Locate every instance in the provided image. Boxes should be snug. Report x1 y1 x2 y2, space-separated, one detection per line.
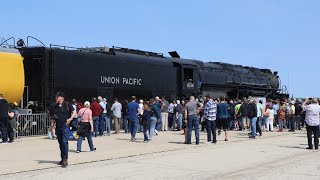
1 92 319 168
0 94 19 144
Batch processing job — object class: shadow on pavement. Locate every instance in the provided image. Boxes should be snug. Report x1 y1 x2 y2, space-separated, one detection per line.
278 145 305 149
36 160 59 165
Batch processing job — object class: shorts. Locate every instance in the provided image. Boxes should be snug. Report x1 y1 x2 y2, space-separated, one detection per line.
216 118 228 131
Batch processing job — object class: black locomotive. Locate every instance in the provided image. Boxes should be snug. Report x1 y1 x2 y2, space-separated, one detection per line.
20 44 288 112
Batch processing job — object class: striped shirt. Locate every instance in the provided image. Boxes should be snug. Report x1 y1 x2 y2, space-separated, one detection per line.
204 100 217 121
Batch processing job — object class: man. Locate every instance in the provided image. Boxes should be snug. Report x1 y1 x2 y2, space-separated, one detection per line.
294 101 303 130
217 97 230 141
302 97 320 150
185 96 201 145
175 100 183 131
168 101 175 130
234 100 242 130
203 95 217 144
122 100 129 133
239 98 250 131
111 98 122 134
127 96 140 141
160 96 169 131
105 98 112 136
0 94 9 144
154 96 164 134
98 97 107 136
138 100 144 132
289 101 296 132
256 100 263 136
91 97 103 137
49 92 76 168
273 101 279 126
248 98 258 139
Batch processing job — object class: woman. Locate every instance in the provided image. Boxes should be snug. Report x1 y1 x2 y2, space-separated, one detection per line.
266 106 274 132
277 102 286 132
77 101 96 153
142 102 150 143
8 102 19 143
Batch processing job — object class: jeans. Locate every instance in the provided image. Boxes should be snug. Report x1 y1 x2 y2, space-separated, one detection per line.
155 118 162 131
56 125 70 160
99 114 107 136
250 117 257 137
290 115 296 130
77 132 95 151
274 114 278 125
143 125 149 141
93 116 100 137
187 115 200 144
256 117 262 136
0 118 8 143
168 113 174 129
123 116 129 133
177 114 183 129
295 115 301 129
149 117 157 140
279 119 285 130
306 124 319 149
228 118 233 130
130 119 138 139
206 120 216 143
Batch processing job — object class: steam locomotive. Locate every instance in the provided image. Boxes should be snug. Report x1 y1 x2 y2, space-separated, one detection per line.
0 38 288 112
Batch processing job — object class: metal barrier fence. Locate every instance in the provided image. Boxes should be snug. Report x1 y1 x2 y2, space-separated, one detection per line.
17 113 50 137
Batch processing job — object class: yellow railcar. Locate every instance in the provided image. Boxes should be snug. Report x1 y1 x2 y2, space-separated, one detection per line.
0 47 24 103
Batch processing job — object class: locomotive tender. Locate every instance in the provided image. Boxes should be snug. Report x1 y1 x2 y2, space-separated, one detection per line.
0 38 288 112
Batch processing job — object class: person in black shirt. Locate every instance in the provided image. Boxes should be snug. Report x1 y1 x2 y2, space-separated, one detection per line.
0 94 9 144
49 92 76 168
295 102 303 130
122 100 129 133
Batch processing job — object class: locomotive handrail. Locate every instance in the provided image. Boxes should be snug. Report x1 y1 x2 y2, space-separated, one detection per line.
27 36 46 47
0 37 15 47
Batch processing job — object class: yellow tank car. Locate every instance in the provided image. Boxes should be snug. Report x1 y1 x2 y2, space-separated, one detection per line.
0 47 24 103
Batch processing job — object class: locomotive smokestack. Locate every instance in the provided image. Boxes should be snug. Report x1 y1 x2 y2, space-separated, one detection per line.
168 51 180 58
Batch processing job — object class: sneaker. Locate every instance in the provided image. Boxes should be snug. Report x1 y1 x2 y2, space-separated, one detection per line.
277 129 283 132
131 138 136 142
8 140 14 143
154 130 159 135
76 150 81 153
1 142 8 145
212 141 217 144
143 140 149 143
91 148 96 152
249 136 256 139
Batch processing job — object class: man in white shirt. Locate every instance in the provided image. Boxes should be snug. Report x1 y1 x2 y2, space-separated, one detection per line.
302 97 320 150
111 98 122 134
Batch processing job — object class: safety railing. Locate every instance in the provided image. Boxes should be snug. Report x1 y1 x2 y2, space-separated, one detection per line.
17 113 50 137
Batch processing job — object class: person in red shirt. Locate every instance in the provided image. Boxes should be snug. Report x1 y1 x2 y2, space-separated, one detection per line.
90 98 103 137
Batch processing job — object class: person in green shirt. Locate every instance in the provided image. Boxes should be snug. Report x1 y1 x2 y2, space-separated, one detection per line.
234 100 242 130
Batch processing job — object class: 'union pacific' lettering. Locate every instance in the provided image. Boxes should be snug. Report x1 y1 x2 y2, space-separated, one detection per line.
100 76 142 86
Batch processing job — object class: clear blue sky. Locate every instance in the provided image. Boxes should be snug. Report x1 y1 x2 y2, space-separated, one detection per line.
2 0 319 97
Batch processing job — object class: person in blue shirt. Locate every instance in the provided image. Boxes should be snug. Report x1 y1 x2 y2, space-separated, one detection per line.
217 97 230 141
127 96 141 141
